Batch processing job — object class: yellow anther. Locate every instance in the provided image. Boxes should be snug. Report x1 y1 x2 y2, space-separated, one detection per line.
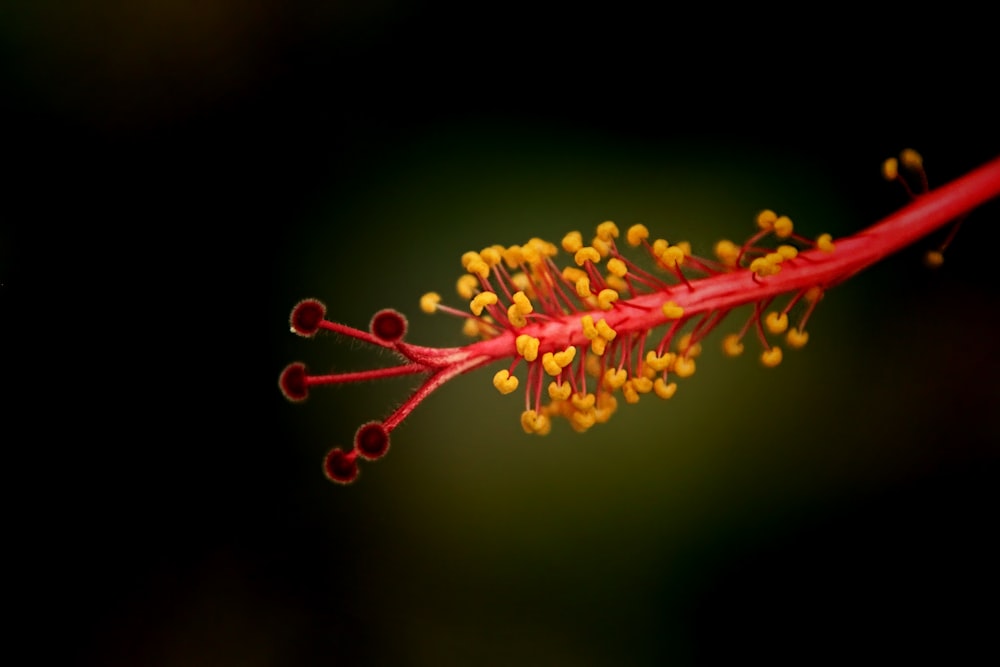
645 350 673 372
470 291 498 316
765 311 789 334
606 274 628 293
653 379 677 400
575 276 592 299
510 272 532 295
581 315 599 339
675 241 692 257
765 252 785 265
900 148 923 170
882 157 899 181
591 236 612 257
461 250 480 269
641 364 657 380
594 393 617 422
462 317 485 337
760 346 783 367
673 356 696 378
786 327 809 349
502 244 524 268
528 237 558 257
571 409 596 431
521 242 540 264
606 257 628 278
585 353 602 377
750 256 780 277
456 274 479 299
541 352 561 376
574 246 601 266
515 334 540 362
677 332 702 358
596 221 620 241
571 392 596 410
420 292 441 314
925 250 944 268
554 346 577 368
520 409 551 435
804 286 824 303
622 380 640 404
651 238 669 257
590 337 608 356
561 231 584 254
480 246 503 267
595 318 617 341
562 266 586 283
662 245 685 269
773 215 793 238
632 376 653 394
512 291 533 314
604 368 627 390
597 288 619 310
467 258 490 280
626 224 649 247
507 303 527 328
816 233 835 253
776 244 798 260
714 239 740 267
661 301 684 319
548 381 572 401
492 370 519 395
722 333 744 357
757 209 777 230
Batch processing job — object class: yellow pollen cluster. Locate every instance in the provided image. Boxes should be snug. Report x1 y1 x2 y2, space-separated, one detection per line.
520 409 551 435
765 311 789 334
470 291 498 316
492 370 519 394
760 346 783 367
422 209 838 437
516 334 540 361
816 233 835 253
581 315 617 355
542 346 577 376
507 290 533 328
786 327 809 349
420 292 441 314
900 148 923 170
750 253 784 277
714 239 740 267
882 157 899 181
722 333 744 357
574 246 601 265
626 224 649 246
662 301 685 319
597 288 619 310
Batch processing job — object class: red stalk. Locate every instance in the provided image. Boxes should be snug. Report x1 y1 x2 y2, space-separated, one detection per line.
281 154 1000 484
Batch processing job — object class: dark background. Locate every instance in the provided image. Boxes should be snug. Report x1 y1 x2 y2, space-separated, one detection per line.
4 3 998 665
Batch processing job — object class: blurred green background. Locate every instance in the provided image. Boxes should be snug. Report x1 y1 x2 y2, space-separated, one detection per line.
4 2 998 665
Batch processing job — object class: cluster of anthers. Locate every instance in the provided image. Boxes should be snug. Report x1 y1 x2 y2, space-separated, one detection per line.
279 151 1000 484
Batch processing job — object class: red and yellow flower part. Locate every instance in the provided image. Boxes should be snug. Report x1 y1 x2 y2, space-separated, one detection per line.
280 152 1000 484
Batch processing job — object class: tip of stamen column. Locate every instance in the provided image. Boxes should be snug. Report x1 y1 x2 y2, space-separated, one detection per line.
355 421 391 460
290 299 327 337
370 309 408 343
279 362 309 402
323 447 360 484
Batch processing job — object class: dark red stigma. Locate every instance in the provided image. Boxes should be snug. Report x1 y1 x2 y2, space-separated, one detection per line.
278 362 309 402
355 422 390 460
323 448 359 484
370 309 408 343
